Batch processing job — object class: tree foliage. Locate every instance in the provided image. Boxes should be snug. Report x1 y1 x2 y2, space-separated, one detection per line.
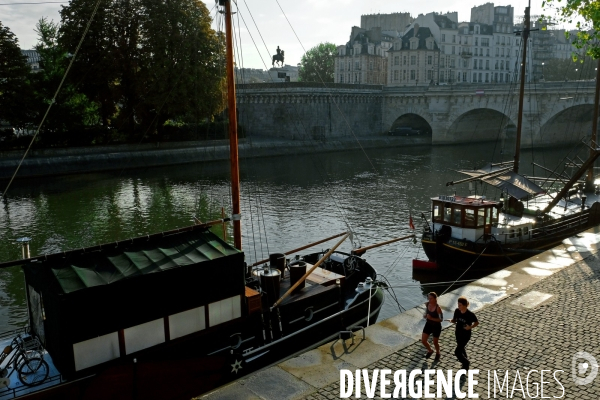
542 0 600 58
541 55 598 80
298 42 336 83
29 17 99 144
59 0 226 139
0 21 33 127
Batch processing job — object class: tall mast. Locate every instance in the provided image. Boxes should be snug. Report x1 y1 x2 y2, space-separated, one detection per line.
585 58 600 191
514 4 530 174
222 0 242 250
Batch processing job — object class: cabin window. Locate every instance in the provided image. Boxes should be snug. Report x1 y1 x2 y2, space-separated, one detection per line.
73 332 120 371
477 209 485 227
509 229 515 238
444 206 452 223
492 207 498 223
486 207 492 225
169 306 206 340
433 204 442 222
124 318 165 355
453 207 462 225
464 208 476 227
209 295 242 327
517 228 522 237
523 226 529 236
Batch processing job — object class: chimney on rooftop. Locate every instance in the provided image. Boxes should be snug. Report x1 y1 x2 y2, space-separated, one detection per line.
414 23 419 37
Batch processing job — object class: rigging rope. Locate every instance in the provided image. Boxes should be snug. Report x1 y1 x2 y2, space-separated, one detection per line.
228 0 364 253
3 0 104 197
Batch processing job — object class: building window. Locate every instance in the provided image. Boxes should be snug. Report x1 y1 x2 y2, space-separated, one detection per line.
411 56 416 65
450 58 455 68
472 74 477 83
394 70 399 81
427 70 432 80
394 56 399 66
495 60 499 69
485 73 489 82
452 35 456 43
486 49 490 56
482 38 489 47
441 57 445 68
442 34 446 42
403 70 407 81
410 70 415 80
479 72 482 82
355 61 359 70
441 45 445 53
463 72 467 81
479 60 483 69
428 55 432 65
475 26 480 34
486 60 489 69
475 38 478 46
403 56 407 65
496 48 499 56
340 74 344 83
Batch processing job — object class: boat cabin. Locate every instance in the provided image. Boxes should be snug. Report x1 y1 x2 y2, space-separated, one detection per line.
22 227 246 378
431 195 500 241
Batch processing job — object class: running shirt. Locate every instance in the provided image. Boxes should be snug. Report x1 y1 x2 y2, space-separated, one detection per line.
453 308 478 336
426 304 442 323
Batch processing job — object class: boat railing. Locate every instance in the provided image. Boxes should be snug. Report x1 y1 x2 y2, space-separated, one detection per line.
0 373 64 400
490 209 591 244
0 327 29 342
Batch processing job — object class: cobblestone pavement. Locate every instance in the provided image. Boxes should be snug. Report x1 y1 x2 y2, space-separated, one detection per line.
305 254 600 399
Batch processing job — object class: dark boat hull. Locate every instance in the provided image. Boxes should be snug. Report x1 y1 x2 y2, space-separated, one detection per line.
421 217 591 271
14 287 383 400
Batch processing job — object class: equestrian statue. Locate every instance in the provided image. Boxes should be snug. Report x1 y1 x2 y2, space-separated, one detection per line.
272 46 285 67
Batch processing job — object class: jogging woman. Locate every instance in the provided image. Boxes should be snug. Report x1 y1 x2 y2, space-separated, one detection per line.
421 292 443 361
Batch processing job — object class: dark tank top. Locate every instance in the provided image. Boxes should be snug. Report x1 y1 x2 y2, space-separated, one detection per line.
426 304 441 324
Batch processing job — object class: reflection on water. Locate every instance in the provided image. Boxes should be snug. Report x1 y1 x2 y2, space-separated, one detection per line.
0 142 585 330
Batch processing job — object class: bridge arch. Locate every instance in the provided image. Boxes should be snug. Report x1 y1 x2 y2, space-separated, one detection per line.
446 108 517 144
388 113 432 135
537 104 595 145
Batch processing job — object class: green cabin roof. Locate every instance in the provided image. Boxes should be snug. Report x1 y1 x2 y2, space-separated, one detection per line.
43 229 240 294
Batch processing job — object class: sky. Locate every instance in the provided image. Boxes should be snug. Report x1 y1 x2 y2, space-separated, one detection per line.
2 0 568 70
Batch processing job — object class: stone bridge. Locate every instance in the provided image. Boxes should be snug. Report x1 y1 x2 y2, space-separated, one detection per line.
236 81 598 146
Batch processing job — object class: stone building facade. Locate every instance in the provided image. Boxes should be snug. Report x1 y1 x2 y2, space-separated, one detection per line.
360 13 412 32
387 24 439 86
334 27 393 84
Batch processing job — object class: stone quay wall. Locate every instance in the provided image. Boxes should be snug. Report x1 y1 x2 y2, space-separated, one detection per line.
236 83 385 140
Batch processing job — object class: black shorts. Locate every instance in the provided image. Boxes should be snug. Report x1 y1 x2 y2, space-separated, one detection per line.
423 321 442 338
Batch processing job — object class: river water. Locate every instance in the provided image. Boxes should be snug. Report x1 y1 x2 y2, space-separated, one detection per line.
0 141 582 332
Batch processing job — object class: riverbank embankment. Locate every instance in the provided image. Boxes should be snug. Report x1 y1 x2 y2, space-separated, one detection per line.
0 136 430 179
201 226 600 399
